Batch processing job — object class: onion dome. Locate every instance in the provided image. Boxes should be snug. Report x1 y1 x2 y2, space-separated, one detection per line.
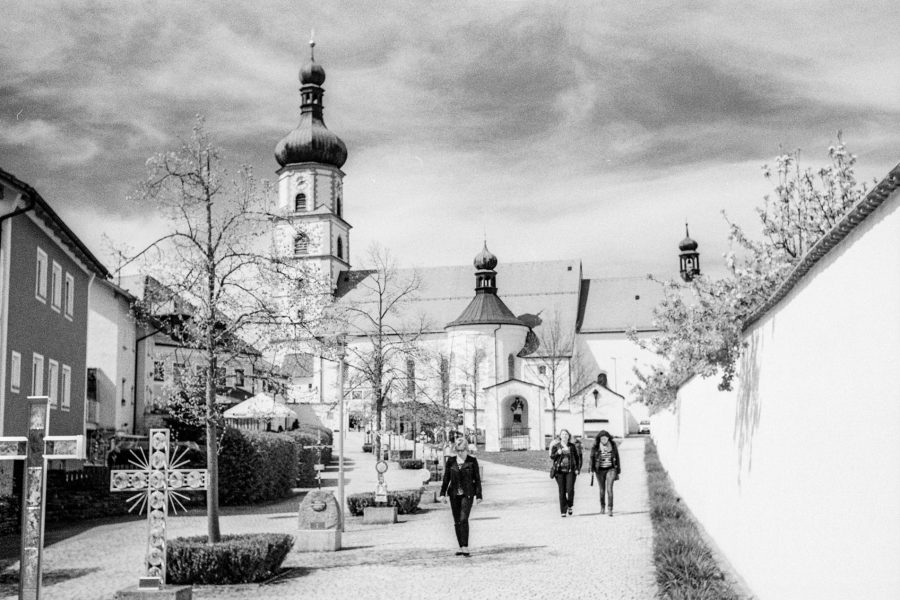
275 40 347 169
679 223 698 251
474 242 498 270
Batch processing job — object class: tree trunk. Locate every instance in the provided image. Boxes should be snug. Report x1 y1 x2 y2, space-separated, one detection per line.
205 378 221 543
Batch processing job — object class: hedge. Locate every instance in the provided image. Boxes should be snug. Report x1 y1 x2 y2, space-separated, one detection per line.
218 429 297 505
346 489 422 516
167 533 293 584
397 459 424 470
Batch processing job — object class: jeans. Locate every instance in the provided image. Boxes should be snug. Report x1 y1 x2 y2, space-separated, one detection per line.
449 494 474 547
554 471 576 514
597 468 616 510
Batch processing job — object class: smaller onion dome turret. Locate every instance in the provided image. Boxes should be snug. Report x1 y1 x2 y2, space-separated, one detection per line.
679 222 701 282
474 242 498 270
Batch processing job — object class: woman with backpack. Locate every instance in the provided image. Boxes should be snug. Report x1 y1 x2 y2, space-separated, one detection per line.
550 429 582 517
590 430 621 516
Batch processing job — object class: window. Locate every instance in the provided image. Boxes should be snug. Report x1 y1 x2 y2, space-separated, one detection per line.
48 360 59 408
538 365 546 375
351 390 363 400
51 262 62 311
294 234 309 256
31 353 44 396
440 357 449 400
64 273 75 318
86 367 97 401
215 367 226 386
173 363 185 384
234 369 245 387
335 196 342 217
294 193 306 212
61 365 71 410
337 237 343 259
508 354 515 380
153 361 165 381
35 248 48 301
406 359 415 398
10 351 21 392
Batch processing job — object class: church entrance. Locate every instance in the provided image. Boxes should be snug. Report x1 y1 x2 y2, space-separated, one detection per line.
500 395 530 451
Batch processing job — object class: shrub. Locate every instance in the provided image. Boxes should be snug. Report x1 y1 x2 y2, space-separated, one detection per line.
285 428 333 487
218 428 297 505
397 459 423 470
346 489 423 516
167 533 293 584
362 443 373 453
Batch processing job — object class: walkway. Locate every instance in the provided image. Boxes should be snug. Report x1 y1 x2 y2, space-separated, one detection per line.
0 434 657 600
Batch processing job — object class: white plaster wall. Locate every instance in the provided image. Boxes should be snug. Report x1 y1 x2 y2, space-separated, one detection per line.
86 283 121 429
652 194 900 600
581 333 663 398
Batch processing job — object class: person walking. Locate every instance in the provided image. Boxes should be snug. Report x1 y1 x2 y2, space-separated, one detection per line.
440 435 483 556
550 429 581 517
590 430 621 516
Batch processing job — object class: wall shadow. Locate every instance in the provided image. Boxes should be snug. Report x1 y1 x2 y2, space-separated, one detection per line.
733 329 763 487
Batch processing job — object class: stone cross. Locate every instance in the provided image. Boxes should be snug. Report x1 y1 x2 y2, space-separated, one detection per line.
109 429 208 586
306 441 331 488
0 396 84 600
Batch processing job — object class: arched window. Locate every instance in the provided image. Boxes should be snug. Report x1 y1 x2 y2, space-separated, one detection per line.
295 193 306 212
406 359 416 398
294 234 309 256
336 196 342 217
337 237 344 259
507 354 515 380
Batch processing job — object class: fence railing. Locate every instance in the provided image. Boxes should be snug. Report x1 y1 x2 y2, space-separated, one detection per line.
500 427 530 451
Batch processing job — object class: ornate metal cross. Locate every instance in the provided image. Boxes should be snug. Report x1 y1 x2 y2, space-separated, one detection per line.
0 396 84 600
109 429 208 585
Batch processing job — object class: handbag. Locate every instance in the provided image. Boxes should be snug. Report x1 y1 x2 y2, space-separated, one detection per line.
549 460 557 479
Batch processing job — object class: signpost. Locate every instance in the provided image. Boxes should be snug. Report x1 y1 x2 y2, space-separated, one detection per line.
0 396 84 600
109 429 208 588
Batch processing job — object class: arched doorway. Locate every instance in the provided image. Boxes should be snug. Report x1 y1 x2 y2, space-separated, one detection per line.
500 395 530 450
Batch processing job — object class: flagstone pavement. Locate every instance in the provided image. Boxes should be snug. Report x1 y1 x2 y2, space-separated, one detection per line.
0 433 657 600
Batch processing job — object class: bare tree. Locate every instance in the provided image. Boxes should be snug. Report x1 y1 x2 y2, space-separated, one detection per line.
337 244 424 460
116 117 325 542
451 346 487 443
528 310 574 435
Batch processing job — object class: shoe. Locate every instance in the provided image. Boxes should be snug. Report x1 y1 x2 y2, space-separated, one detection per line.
455 551 463 556
567 508 573 516
608 509 613 517
460 551 470 557
561 513 566 518
600 507 606 514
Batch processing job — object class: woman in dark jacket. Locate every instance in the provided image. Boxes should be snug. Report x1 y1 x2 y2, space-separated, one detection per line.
440 436 483 556
550 428 582 517
590 430 621 516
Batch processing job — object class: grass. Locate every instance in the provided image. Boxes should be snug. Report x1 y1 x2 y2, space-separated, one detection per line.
645 438 744 600
476 450 551 472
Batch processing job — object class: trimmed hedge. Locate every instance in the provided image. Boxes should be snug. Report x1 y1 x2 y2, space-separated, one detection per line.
167 533 293 584
346 489 422 516
218 429 297 505
362 443 373 453
398 459 424 470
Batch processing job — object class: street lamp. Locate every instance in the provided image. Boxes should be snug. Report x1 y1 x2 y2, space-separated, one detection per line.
336 336 346 532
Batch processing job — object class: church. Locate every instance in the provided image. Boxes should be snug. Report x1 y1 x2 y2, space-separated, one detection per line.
272 44 696 451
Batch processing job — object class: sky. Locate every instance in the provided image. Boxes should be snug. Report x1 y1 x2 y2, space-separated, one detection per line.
2 0 899 281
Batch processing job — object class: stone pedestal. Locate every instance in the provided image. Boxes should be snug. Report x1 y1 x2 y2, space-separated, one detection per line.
295 529 342 552
363 506 398 524
114 585 192 599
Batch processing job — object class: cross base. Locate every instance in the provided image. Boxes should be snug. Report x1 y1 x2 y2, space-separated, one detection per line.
114 584 192 600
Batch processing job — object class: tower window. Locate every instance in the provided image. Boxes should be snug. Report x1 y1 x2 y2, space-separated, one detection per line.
337 237 343 260
295 193 306 212
294 234 309 256
336 196 342 217
507 354 515 379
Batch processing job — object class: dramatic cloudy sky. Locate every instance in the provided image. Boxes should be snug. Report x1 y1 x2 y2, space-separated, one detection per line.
2 0 898 280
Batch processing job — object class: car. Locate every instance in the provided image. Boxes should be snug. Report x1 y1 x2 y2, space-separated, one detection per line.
638 420 651 434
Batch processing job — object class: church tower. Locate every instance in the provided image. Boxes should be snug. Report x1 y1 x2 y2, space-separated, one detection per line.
275 40 350 292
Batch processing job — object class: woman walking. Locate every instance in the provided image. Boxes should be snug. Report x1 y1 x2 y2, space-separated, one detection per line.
550 429 581 517
440 435 483 556
590 430 621 516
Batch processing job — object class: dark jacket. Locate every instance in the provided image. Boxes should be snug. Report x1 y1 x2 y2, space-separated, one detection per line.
550 441 582 474
590 431 621 474
440 454 483 499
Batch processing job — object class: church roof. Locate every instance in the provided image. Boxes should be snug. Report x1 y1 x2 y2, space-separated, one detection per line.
335 259 583 354
576 276 666 333
446 292 524 328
